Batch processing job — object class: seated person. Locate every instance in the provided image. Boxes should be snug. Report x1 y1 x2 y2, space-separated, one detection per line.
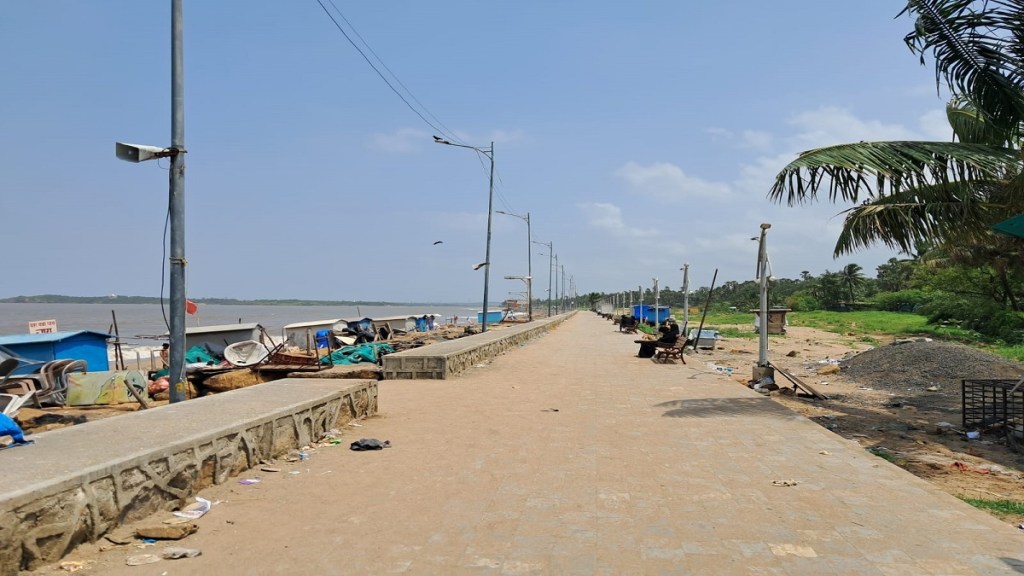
636 325 678 358
666 320 680 339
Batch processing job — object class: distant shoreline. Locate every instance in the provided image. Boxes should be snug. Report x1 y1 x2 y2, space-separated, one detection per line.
0 295 475 307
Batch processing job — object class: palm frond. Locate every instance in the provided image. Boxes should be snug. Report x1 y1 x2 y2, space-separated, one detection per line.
831 180 1009 255
945 96 1019 145
902 0 1024 138
768 140 1019 205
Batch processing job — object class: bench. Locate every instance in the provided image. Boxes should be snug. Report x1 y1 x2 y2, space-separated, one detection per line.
653 340 689 364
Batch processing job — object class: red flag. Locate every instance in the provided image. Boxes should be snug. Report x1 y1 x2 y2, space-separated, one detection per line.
185 299 198 315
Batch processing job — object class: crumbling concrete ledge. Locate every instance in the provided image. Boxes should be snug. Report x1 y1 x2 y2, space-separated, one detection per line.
382 312 574 379
0 378 377 574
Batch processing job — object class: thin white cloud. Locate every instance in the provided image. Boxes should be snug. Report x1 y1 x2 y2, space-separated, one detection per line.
578 202 658 238
705 127 734 140
369 127 429 153
787 106 922 150
740 130 773 150
615 161 732 203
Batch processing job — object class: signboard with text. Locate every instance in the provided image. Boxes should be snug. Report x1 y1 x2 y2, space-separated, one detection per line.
28 319 58 334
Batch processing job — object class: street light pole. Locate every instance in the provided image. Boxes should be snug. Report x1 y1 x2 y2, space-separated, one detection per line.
167 0 187 403
116 1 187 403
681 263 690 334
532 240 553 317
434 136 495 332
496 210 532 321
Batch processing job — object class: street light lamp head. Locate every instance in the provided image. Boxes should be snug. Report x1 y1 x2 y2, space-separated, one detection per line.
760 222 772 230
473 261 489 270
115 142 178 163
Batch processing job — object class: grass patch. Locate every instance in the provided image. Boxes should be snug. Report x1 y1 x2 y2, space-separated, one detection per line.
960 498 1024 517
716 326 756 339
867 447 907 466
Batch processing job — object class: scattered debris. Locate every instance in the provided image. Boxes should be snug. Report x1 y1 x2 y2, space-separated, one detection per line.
819 450 831 455
125 554 162 566
161 547 202 560
238 478 261 485
172 497 211 520
135 523 198 541
350 438 391 451
260 466 281 473
59 560 92 572
771 479 800 487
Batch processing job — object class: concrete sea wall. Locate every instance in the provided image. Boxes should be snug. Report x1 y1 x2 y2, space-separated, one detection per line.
382 313 573 379
0 378 377 574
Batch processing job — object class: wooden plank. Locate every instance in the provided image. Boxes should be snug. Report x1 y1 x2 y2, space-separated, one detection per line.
768 362 829 400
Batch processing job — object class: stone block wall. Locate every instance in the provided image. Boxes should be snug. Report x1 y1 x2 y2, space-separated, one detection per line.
383 313 572 379
0 379 377 575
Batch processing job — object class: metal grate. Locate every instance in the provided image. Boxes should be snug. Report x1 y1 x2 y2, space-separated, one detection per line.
962 379 1024 437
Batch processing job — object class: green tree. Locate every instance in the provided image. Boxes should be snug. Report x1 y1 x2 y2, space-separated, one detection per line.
876 257 916 292
839 263 866 304
768 1 1024 258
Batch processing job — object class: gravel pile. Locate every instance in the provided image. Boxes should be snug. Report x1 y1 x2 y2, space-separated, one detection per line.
840 340 1024 395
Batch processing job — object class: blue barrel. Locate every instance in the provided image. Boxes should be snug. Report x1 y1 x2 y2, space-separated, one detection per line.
315 329 331 348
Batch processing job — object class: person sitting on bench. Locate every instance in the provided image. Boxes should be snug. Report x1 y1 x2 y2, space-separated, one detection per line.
636 325 678 358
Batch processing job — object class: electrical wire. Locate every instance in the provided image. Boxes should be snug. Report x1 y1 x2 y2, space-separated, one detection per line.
314 0 460 144
313 1 522 225
324 0 464 146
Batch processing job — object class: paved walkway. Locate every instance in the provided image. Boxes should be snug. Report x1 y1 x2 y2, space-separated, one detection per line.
58 314 1023 575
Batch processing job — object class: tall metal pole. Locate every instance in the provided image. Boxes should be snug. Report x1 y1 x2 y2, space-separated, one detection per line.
481 142 495 332
637 284 643 324
653 278 660 327
681 263 690 334
757 224 772 368
433 136 496 332
547 246 553 316
561 265 566 313
553 254 559 314
168 0 187 403
525 213 532 321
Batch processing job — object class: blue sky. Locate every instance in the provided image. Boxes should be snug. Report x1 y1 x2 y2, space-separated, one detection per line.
1 2 950 303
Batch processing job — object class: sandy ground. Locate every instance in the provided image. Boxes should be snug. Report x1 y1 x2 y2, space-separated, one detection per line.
12 321 1024 530
702 324 1024 526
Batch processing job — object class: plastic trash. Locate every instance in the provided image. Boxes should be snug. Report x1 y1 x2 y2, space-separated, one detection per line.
238 478 261 485
162 547 202 560
350 438 391 451
125 554 161 566
966 431 981 439
173 497 212 520
0 413 30 445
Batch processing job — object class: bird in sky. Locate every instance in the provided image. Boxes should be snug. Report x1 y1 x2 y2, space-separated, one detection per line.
433 240 443 245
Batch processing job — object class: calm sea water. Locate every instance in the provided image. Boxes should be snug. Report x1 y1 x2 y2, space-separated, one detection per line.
0 302 481 345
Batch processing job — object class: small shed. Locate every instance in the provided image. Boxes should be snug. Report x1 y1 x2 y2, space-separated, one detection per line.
751 308 791 335
174 323 260 350
632 305 671 324
283 319 342 349
0 330 112 372
370 315 419 333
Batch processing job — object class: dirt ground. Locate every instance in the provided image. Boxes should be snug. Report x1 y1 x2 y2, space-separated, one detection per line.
704 325 1024 527
10 322 1024 528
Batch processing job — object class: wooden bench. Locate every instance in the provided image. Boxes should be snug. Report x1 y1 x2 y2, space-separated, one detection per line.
653 340 687 364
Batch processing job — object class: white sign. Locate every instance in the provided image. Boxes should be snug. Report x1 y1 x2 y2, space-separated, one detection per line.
28 319 57 334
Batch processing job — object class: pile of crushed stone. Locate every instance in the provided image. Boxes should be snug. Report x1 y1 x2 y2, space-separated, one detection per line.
839 340 1024 395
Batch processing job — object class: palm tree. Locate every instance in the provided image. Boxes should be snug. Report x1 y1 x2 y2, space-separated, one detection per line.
768 1 1024 257
839 263 866 305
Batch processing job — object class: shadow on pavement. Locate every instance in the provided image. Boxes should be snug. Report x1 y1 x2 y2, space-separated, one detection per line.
656 397 801 419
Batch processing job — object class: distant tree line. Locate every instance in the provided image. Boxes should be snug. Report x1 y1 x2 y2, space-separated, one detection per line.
587 244 1024 343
